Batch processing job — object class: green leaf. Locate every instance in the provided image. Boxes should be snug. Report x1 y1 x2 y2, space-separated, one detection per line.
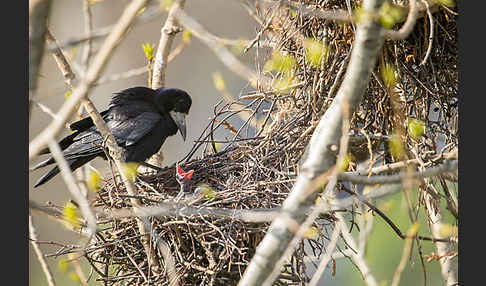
354 6 372 25
58 258 70 273
121 162 140 182
338 153 352 171
407 222 420 237
304 38 328 68
212 72 226 91
159 0 173 11
142 43 155 61
434 0 455 8
68 272 81 283
304 226 321 240
264 51 296 75
197 183 218 199
407 118 425 140
272 74 294 92
87 169 102 191
182 30 192 43
438 223 458 238
62 201 81 230
381 62 398 88
388 132 405 160
379 2 404 29
231 38 248 56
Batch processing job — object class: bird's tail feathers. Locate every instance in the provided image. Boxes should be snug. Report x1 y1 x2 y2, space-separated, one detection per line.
33 165 61 188
30 157 56 171
32 156 96 188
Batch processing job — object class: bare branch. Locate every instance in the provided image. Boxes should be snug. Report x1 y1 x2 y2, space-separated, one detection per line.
238 0 386 284
29 0 51 120
421 170 458 284
390 225 417 286
335 212 378 286
419 0 435 66
262 0 352 22
29 0 150 160
80 98 162 274
95 65 148 86
382 0 418 40
140 218 180 286
173 8 272 88
308 227 341 286
45 28 76 89
151 0 186 89
29 213 57 286
31 0 162 276
338 159 458 185
81 0 94 69
45 3 164 52
47 139 97 243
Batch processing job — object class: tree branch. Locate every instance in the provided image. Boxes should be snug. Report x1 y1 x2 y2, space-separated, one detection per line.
30 0 162 275
45 3 164 52
29 0 51 120
381 0 418 40
47 139 97 243
44 28 76 89
338 159 457 185
173 8 272 88
335 212 378 286
238 0 387 284
29 213 57 286
151 0 185 89
29 0 150 160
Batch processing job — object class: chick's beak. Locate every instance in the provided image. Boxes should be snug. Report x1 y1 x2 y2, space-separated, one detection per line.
170 111 187 141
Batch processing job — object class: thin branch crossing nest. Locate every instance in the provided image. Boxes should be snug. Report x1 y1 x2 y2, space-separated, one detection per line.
84 1 457 285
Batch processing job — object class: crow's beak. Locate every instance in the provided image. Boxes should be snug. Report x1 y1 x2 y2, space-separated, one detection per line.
170 111 187 141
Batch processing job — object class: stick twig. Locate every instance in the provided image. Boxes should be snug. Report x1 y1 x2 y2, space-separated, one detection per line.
29 0 52 120
173 8 272 88
29 213 57 286
151 0 186 89
419 0 435 66
47 139 97 244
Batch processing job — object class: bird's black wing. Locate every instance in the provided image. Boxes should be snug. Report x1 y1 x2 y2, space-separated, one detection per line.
109 87 156 108
59 112 162 160
114 112 163 147
69 110 110 131
37 110 110 155
123 112 175 162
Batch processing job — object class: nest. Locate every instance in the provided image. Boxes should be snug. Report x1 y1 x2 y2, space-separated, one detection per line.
84 1 458 285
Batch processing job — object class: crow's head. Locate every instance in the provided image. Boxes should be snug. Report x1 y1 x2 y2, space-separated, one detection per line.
154 88 192 141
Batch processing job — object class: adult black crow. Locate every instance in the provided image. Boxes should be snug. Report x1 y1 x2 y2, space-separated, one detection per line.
31 86 192 188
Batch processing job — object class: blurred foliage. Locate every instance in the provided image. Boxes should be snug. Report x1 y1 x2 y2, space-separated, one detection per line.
121 162 140 182
62 201 81 230
212 71 226 91
304 38 328 68
87 169 102 191
433 0 456 8
264 51 296 75
182 29 192 43
378 1 404 29
407 118 426 141
339 185 457 286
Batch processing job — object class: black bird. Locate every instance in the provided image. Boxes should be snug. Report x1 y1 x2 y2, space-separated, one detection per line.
31 86 192 188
